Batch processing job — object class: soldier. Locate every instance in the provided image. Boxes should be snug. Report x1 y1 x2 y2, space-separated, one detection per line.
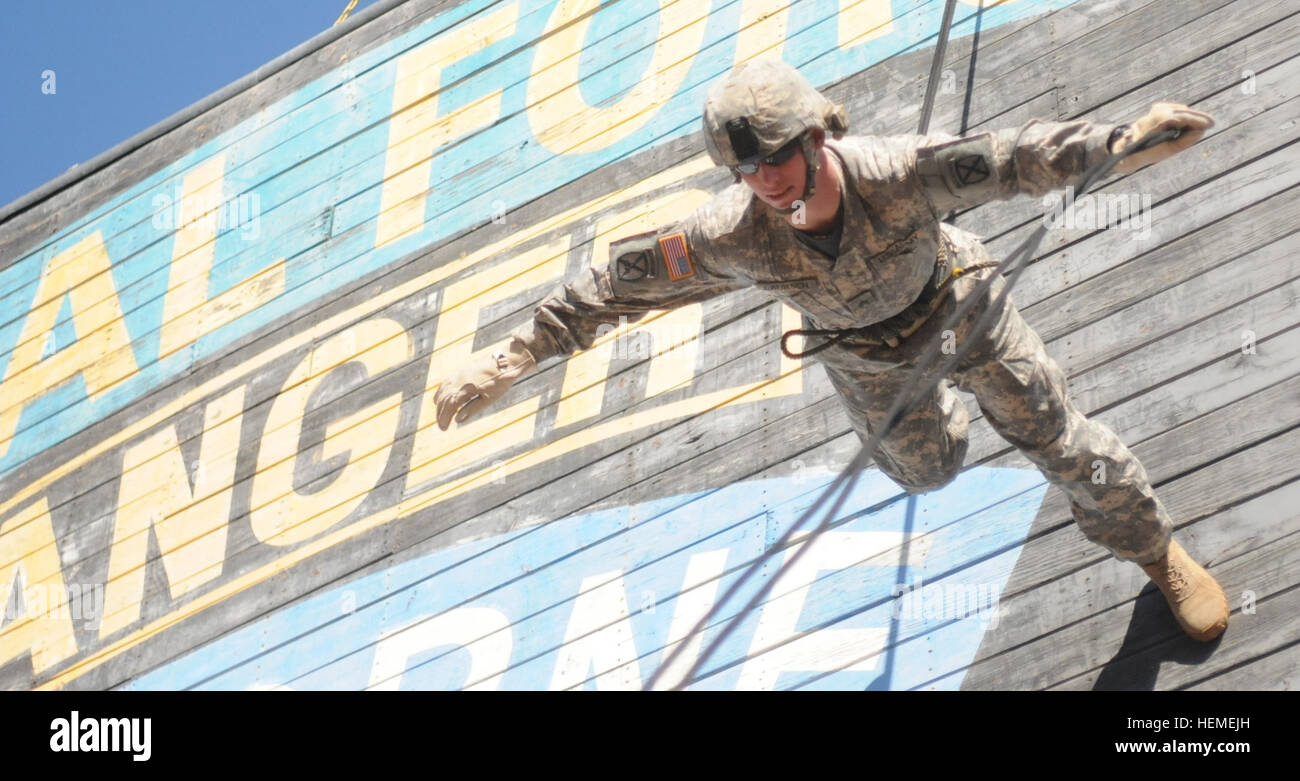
434 59 1228 643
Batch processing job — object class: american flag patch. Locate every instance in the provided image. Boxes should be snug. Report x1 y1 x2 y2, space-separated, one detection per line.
659 232 694 280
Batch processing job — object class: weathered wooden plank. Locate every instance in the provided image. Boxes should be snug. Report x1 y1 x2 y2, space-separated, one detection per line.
1003 149 1300 328
843 0 1220 135
1061 3 1300 117
1044 526 1300 691
1050 238 1300 377
963 277 1300 473
778 425 1300 690
997 94 1300 309
1023 184 1300 348
960 18 1300 242
925 0 1285 171
1184 638 1300 690
942 434 1300 689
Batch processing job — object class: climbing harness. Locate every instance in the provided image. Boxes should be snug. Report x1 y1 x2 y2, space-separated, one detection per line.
779 236 1003 359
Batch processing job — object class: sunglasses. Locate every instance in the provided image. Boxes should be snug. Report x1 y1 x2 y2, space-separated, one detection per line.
736 136 803 175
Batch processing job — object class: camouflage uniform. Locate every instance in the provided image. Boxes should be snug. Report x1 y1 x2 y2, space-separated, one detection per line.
511 119 1173 565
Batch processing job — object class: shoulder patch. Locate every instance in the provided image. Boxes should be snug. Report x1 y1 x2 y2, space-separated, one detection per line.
951 153 989 185
609 230 660 285
607 229 697 296
916 133 997 198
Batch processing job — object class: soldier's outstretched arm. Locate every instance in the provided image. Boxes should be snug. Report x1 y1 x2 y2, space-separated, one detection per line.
891 102 1213 213
434 214 744 430
511 220 745 364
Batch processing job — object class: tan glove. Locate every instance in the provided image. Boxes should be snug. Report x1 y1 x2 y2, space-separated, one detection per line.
1111 101 1214 174
434 338 537 430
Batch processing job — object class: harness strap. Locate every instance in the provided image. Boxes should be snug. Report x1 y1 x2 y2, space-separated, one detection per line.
779 238 1000 360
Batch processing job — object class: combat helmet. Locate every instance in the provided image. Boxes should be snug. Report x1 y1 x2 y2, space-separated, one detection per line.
702 58 850 213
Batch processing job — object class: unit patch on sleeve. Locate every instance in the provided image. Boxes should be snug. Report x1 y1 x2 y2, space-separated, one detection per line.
915 132 998 200
606 229 697 297
952 153 989 185
615 249 651 281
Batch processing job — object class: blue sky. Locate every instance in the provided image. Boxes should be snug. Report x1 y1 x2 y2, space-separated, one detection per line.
0 0 379 210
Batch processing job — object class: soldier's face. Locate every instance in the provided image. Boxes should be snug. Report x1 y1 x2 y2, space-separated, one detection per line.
739 141 808 209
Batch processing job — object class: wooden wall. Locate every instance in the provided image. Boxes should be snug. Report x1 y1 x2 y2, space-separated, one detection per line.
1 0 1294 690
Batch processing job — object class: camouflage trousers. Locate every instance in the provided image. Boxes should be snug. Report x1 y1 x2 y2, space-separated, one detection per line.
811 237 1173 565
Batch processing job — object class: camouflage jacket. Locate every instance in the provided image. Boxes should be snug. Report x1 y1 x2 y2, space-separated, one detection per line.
512 118 1117 363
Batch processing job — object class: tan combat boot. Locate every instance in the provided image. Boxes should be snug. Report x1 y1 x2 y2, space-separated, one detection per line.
1139 540 1229 641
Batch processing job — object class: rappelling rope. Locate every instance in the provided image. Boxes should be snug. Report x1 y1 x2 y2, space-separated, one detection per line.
333 0 359 26
917 0 960 136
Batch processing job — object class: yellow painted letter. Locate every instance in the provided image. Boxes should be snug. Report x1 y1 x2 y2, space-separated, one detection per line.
100 385 247 638
250 319 411 546
375 4 518 247
0 497 79 674
839 0 895 49
735 0 790 65
407 238 569 491
158 153 285 361
527 0 708 155
0 231 139 459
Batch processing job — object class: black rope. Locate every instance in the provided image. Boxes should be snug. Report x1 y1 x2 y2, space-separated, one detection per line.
918 0 959 136
642 126 1183 692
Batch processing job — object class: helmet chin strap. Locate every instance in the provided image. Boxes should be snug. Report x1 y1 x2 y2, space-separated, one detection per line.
773 134 820 216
